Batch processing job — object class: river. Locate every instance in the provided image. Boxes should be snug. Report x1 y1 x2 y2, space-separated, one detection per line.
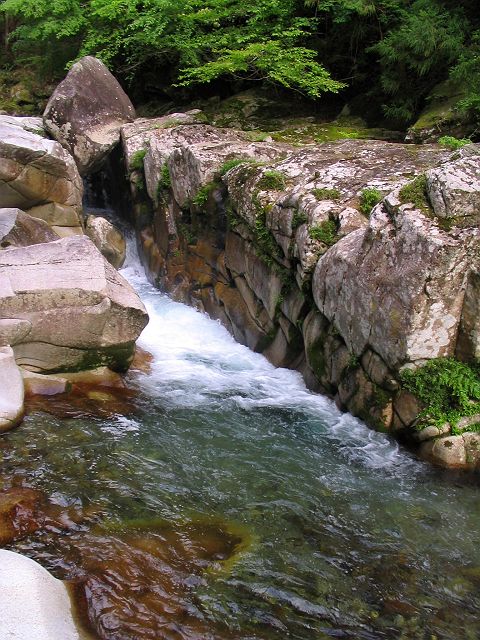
2 235 480 639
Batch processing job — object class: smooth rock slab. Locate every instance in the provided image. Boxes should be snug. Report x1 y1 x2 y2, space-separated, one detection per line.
0 550 81 640
0 121 83 235
0 236 148 373
85 215 126 269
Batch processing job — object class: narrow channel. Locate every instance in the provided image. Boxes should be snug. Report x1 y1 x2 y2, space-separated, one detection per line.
3 233 480 639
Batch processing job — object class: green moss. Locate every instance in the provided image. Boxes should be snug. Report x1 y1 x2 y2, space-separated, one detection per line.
359 187 382 217
312 187 341 201
257 169 287 191
308 341 326 379
438 135 471 151
291 210 308 230
398 176 431 214
192 181 217 207
129 149 147 172
218 157 258 177
159 164 172 189
154 117 185 129
178 223 197 245
309 220 338 246
401 358 480 430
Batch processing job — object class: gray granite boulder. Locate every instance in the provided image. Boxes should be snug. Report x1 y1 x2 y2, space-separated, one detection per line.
44 56 136 175
0 208 59 248
0 346 24 432
85 215 126 269
0 121 83 235
0 236 148 373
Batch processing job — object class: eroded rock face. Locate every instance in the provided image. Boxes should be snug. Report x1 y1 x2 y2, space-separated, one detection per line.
121 114 480 468
0 120 83 234
0 236 148 373
0 208 59 248
85 215 126 269
44 56 135 175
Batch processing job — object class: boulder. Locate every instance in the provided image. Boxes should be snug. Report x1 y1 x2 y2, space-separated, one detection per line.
0 115 45 136
426 151 480 225
0 236 148 373
0 345 24 432
44 56 136 175
85 215 126 269
224 139 450 281
312 187 480 370
0 121 83 234
0 550 82 640
0 208 59 248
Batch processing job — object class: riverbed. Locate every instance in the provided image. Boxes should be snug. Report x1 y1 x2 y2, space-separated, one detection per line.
2 241 480 639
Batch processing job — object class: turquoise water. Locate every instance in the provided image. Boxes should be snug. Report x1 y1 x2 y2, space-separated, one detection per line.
2 249 480 639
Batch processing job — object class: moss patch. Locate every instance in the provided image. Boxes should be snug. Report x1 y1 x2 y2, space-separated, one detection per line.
129 149 147 172
398 176 431 214
257 170 287 191
309 220 338 246
359 188 382 217
312 187 341 201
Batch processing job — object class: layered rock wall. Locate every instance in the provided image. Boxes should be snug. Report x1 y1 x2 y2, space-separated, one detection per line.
122 116 480 466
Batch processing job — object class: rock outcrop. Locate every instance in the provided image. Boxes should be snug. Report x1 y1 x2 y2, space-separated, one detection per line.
0 208 59 248
85 215 126 269
0 235 148 373
0 346 24 432
44 56 136 175
121 110 480 468
0 120 83 235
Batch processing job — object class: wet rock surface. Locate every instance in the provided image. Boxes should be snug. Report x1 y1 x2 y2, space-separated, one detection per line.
120 110 480 468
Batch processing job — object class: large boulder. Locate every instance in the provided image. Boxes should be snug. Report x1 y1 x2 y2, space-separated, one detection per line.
0 346 24 432
0 550 82 640
85 215 126 269
0 120 83 235
0 236 148 373
0 208 59 248
312 165 480 370
44 56 135 175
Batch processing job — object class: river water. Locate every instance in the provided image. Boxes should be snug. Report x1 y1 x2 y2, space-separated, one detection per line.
2 239 480 639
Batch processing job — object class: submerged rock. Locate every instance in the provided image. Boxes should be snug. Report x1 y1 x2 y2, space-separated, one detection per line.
44 56 135 175
0 235 148 373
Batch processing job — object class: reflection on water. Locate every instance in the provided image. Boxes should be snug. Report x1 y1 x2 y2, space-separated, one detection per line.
0 245 479 639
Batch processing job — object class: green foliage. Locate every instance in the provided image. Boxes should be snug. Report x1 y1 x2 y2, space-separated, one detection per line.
438 135 471 151
191 181 217 207
291 210 308 230
158 163 172 189
257 170 287 191
129 149 147 172
218 157 257 177
309 219 337 246
312 187 341 201
359 187 382 217
398 175 430 213
401 358 480 430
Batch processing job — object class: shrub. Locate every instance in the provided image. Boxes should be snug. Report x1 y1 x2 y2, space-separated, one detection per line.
312 187 341 201
438 136 471 151
129 149 147 172
359 187 382 217
257 170 287 191
398 175 430 213
401 358 480 430
309 219 337 246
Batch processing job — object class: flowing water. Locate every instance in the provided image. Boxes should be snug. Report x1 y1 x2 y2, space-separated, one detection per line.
1 237 480 639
